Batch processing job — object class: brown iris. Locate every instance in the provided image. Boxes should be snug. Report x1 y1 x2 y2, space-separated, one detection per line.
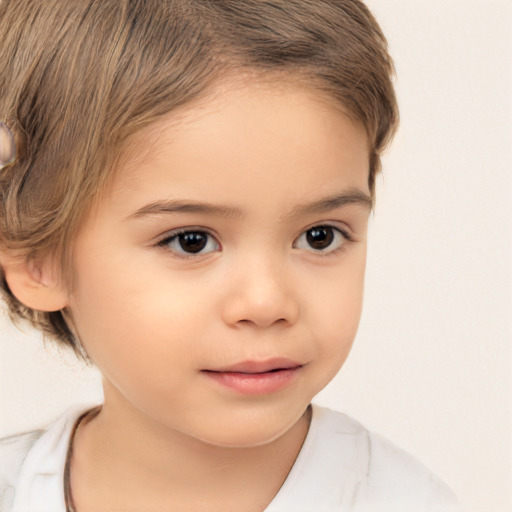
306 226 335 250
178 232 209 253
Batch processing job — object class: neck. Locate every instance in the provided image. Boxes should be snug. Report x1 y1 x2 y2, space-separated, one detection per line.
70 383 312 512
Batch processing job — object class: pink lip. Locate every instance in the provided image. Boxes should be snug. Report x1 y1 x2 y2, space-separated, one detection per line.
212 358 303 374
202 358 304 395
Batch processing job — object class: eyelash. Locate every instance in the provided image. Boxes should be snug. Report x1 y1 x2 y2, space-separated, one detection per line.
156 224 353 259
156 228 221 259
293 225 353 256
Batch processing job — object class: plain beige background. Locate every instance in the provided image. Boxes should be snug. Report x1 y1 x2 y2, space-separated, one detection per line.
1 1 511 511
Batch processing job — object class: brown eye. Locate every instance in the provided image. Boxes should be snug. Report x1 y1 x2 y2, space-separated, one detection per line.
306 226 335 249
294 225 348 253
159 230 220 257
178 232 209 253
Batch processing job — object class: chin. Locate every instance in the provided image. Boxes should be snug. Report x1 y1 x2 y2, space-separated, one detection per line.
189 404 310 449
196 425 292 449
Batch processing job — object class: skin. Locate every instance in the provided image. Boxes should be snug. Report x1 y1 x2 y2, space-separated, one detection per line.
40 82 372 510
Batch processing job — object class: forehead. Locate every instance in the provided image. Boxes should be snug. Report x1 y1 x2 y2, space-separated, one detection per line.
102 82 370 219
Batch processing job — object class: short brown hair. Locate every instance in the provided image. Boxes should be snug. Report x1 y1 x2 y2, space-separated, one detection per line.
0 0 398 356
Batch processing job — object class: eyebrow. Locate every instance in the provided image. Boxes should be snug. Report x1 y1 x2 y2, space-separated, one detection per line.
127 189 373 220
288 190 373 216
128 200 242 219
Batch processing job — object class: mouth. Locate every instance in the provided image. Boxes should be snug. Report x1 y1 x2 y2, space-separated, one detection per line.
205 358 303 374
201 358 304 395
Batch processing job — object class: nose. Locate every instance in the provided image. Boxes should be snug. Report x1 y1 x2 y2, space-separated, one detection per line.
221 257 300 329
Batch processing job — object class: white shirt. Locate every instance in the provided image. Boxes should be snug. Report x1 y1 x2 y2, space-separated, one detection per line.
0 404 461 512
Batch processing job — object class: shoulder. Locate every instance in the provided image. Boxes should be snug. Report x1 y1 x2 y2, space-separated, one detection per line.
360 429 461 511
0 429 45 510
0 404 100 512
311 405 462 511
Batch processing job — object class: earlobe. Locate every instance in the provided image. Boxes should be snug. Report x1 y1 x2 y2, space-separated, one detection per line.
1 256 68 312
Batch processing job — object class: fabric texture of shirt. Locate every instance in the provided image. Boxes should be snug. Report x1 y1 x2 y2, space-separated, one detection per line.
0 403 461 512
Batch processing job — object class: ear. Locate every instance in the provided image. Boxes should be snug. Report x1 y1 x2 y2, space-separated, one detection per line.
1 254 68 312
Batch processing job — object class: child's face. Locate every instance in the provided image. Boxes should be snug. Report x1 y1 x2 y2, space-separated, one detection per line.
67 82 371 447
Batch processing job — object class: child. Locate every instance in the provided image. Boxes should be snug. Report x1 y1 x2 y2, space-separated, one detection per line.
0 1 461 510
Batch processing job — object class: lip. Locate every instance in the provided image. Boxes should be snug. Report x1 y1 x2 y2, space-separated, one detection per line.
202 358 304 395
210 358 303 374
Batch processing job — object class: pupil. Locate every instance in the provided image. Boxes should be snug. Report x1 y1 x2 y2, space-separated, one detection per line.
178 232 208 253
306 226 334 249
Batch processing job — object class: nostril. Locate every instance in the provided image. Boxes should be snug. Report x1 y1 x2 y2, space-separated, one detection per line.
234 317 290 329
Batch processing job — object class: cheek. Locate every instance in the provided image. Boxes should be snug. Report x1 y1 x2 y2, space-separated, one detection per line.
309 253 366 356
68 246 217 375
